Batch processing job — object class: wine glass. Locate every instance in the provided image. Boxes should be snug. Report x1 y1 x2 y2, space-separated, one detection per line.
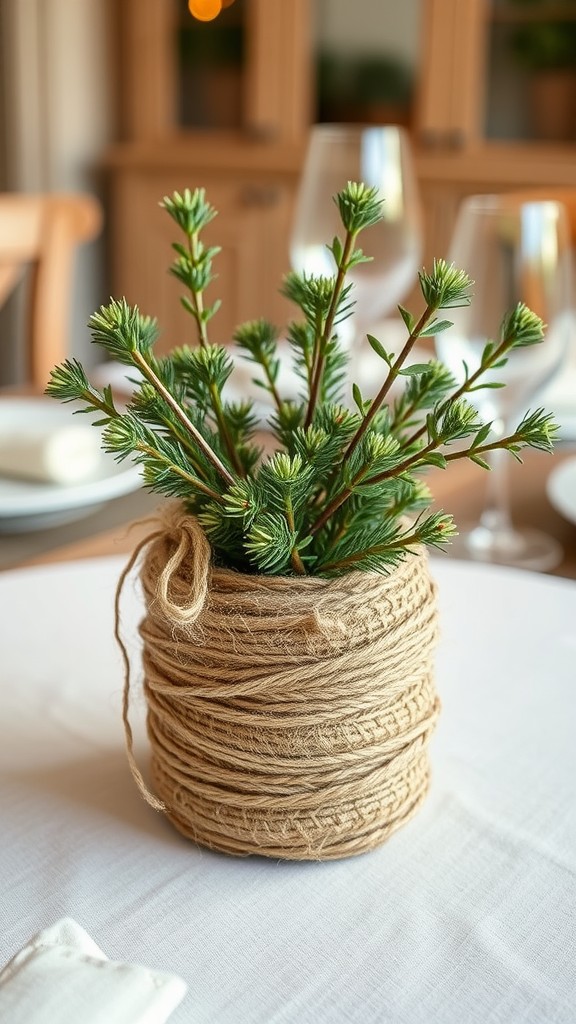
289 124 423 383
435 193 573 571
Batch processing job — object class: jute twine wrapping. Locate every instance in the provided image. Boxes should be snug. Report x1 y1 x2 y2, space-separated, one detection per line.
118 504 440 861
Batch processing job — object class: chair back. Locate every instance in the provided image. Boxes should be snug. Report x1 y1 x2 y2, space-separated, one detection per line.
0 192 102 388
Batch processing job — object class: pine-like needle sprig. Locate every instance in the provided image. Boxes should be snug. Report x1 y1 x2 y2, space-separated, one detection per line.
46 183 559 577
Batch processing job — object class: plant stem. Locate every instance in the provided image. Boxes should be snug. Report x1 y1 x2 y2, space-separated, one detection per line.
284 495 307 575
208 382 245 477
261 357 284 414
309 464 372 536
137 443 225 502
398 338 511 452
188 231 210 349
132 350 236 488
343 305 436 462
443 435 522 464
390 375 441 432
321 516 353 561
358 429 512 490
156 412 213 481
305 230 357 428
320 530 423 574
87 392 119 419
183 233 244 477
364 440 437 486
291 548 306 574
313 425 533 537
366 428 529 487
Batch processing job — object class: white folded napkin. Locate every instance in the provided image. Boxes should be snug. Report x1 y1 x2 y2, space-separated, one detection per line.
0 426 102 484
0 918 187 1024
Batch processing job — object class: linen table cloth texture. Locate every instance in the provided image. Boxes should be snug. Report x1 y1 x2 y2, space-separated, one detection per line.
1 556 575 1024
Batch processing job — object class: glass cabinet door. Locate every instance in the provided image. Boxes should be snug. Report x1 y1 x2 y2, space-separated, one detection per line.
177 0 245 131
485 0 576 143
119 0 310 143
177 0 426 135
418 0 576 148
311 0 422 130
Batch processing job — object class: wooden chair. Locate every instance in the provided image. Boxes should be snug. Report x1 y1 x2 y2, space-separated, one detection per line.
0 192 103 389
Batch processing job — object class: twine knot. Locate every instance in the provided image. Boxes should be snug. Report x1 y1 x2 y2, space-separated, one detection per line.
150 506 211 626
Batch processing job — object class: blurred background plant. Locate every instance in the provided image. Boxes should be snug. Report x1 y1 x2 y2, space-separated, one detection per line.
507 0 576 140
316 50 414 127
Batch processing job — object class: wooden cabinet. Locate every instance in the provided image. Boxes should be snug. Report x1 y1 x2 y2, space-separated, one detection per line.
106 0 576 340
414 0 576 267
417 0 576 149
106 138 304 351
116 0 311 145
106 0 311 349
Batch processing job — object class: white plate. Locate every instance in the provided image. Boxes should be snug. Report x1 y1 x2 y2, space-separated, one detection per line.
546 456 576 527
0 398 142 532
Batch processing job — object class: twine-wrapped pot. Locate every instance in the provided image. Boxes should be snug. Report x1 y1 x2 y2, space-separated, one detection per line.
122 506 440 861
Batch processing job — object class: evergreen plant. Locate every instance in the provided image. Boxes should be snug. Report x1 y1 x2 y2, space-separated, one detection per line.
47 184 557 576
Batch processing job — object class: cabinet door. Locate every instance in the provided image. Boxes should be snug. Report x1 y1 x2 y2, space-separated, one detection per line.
416 0 488 147
118 0 311 143
417 0 576 148
109 171 297 354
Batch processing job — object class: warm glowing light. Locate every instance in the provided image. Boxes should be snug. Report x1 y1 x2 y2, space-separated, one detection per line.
188 0 222 22
221 0 237 6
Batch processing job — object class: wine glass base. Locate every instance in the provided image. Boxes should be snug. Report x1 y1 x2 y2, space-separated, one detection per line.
441 523 563 573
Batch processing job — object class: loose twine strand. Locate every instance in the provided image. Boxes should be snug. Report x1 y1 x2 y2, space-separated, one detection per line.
116 503 440 860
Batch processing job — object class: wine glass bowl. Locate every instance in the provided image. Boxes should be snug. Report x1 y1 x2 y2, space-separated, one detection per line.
290 124 423 356
438 195 571 420
435 193 573 571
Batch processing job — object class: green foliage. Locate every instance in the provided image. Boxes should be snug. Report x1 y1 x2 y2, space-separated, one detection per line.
88 299 159 365
508 5 576 73
46 184 558 577
334 181 384 233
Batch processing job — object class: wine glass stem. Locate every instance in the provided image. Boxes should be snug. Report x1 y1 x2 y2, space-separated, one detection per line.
478 446 513 534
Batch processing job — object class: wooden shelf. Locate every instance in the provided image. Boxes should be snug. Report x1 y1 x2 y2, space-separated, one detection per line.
103 134 306 174
416 141 576 186
491 3 576 23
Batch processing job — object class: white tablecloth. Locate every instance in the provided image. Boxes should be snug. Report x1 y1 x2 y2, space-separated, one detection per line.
1 556 575 1023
